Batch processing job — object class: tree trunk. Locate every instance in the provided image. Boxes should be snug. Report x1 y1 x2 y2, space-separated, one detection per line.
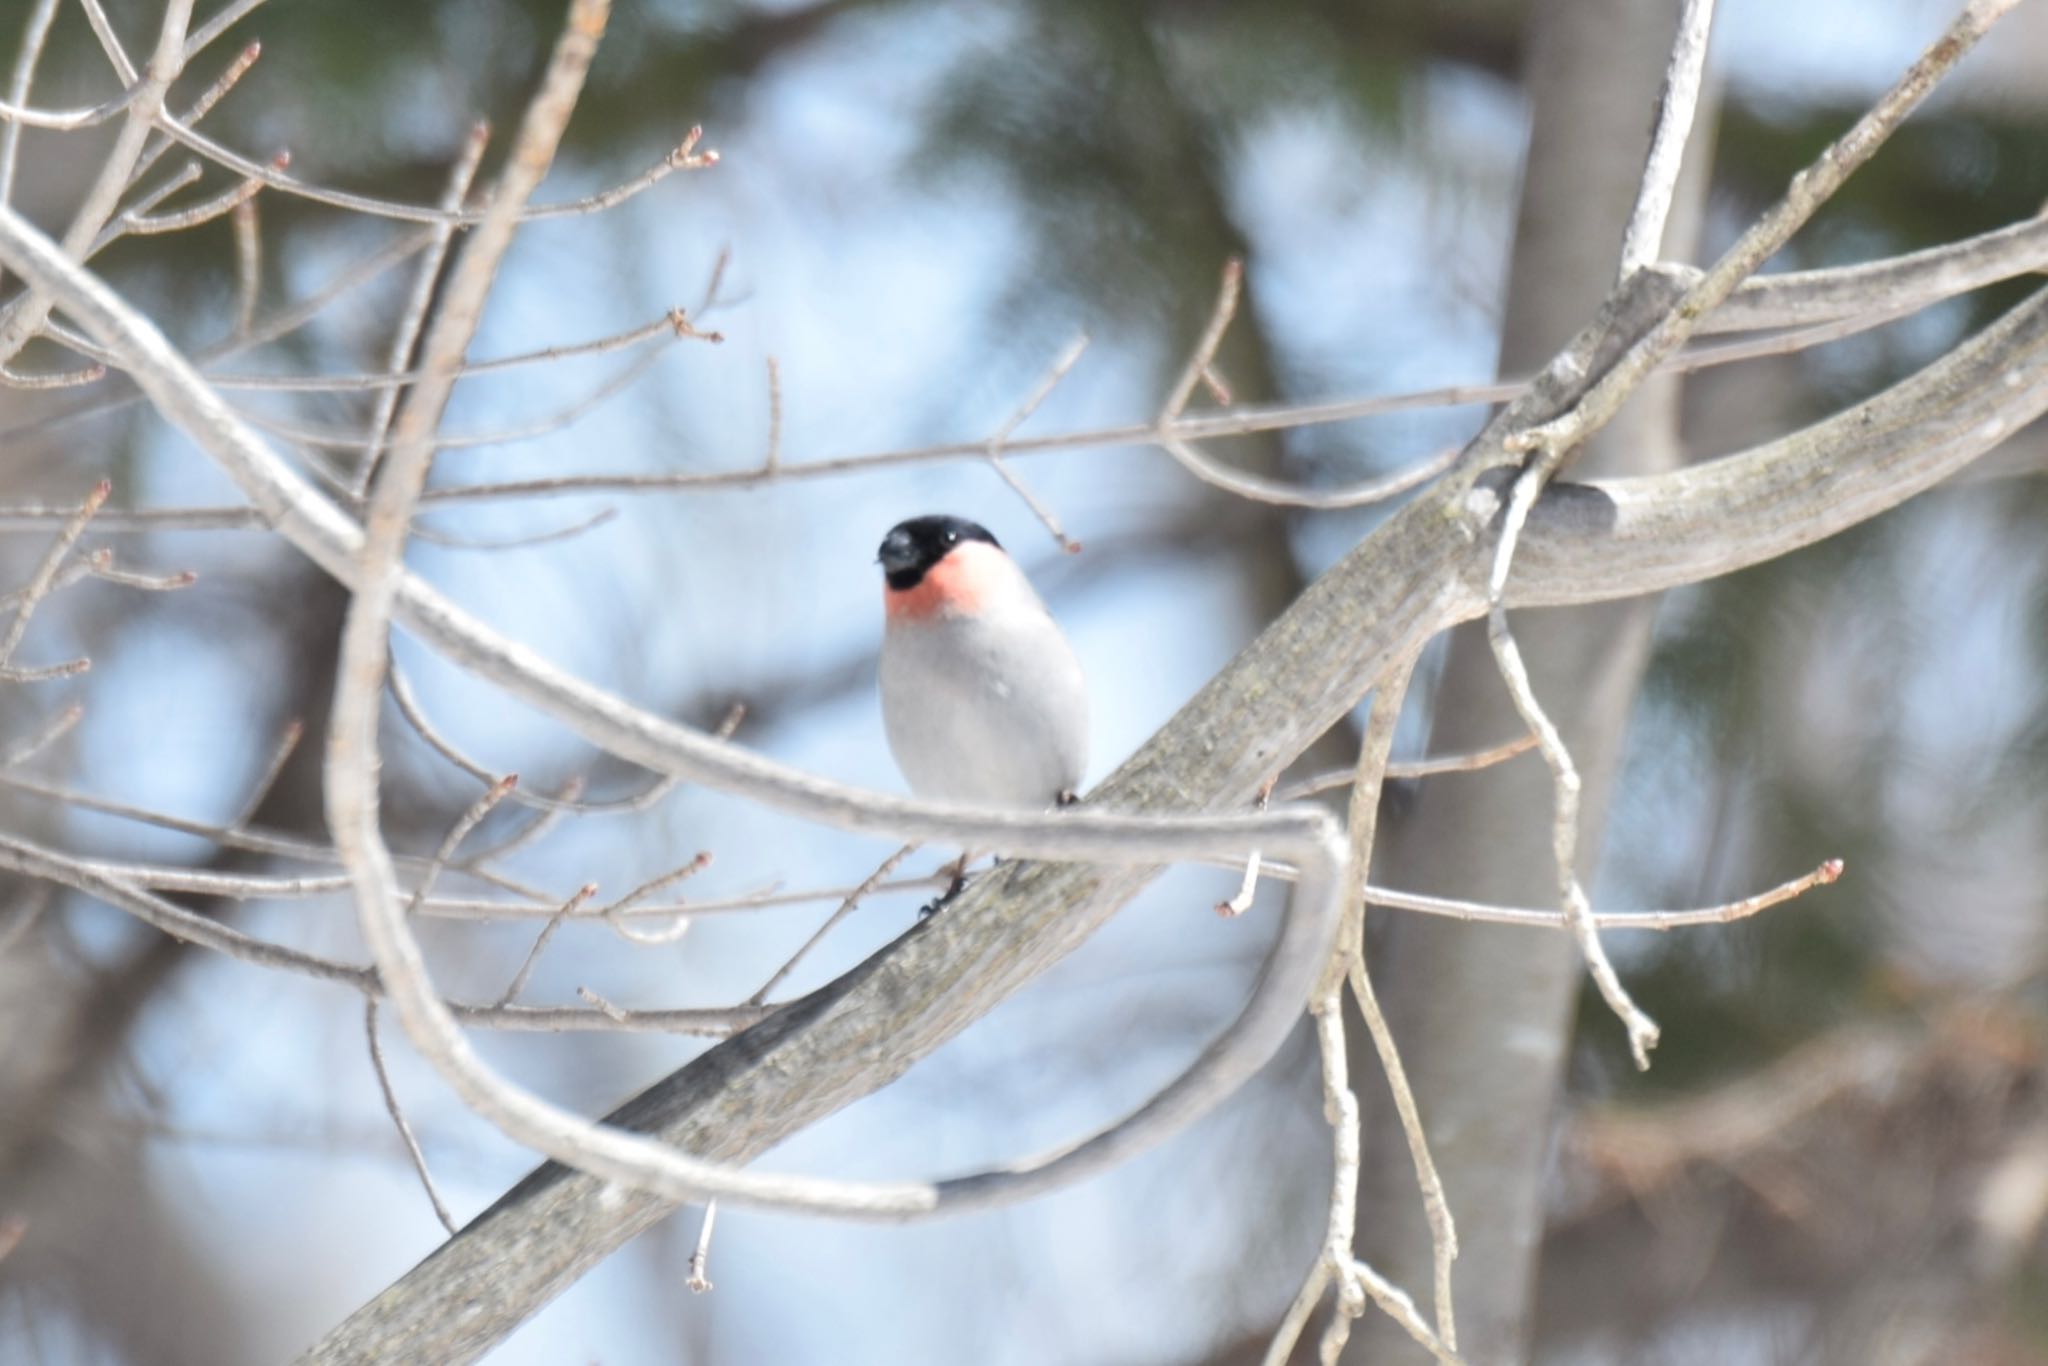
1346 0 1714 1359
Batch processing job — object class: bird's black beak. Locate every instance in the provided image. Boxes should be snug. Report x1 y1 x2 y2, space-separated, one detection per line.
877 526 918 574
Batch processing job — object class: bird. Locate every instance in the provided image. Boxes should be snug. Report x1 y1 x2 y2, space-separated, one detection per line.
877 514 1088 907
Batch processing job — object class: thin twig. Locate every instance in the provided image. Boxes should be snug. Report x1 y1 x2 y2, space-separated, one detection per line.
238 343 680 453
124 40 264 205
409 507 619 553
746 844 917 1004
1373 858 1844 930
1217 776 1276 917
205 310 704 393
987 333 1090 551
355 120 492 498
1152 259 1459 511
115 160 270 236
75 0 138 84
0 0 62 301
404 776 521 915
601 852 713 946
1342 650 1457 1355
1511 0 2024 462
92 558 193 593
1 701 81 767
455 778 584 867
230 197 258 339
1617 0 1717 277
1271 649 1456 1364
0 84 147 132
103 160 204 237
496 884 597 1006
0 0 196 369
155 117 716 228
1486 448 1661 1066
0 480 108 674
366 999 460 1235
0 360 103 390
685 1201 717 1293
227 718 305 830
387 662 693 816
182 0 270 62
574 984 629 1022
0 827 761 1035
1279 734 1538 800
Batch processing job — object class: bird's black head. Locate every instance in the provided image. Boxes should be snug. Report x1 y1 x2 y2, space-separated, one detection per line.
877 515 999 591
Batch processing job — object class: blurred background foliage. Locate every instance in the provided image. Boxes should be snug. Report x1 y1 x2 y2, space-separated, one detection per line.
3 0 2047 1362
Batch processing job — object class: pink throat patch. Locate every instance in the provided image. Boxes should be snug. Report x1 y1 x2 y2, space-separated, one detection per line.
885 542 997 621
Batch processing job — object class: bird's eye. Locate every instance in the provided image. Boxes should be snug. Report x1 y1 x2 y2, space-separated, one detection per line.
944 531 958 544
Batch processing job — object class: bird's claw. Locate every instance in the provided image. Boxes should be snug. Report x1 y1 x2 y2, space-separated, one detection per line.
917 865 972 920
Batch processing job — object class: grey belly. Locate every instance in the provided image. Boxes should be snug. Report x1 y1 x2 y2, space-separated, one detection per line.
880 615 1086 808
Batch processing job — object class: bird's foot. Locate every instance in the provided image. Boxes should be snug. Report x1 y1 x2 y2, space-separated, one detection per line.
916 860 974 920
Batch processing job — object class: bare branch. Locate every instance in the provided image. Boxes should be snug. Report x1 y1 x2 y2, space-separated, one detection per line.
182 0 270 62
987 333 1090 551
114 158 269 236
0 0 64 303
402 776 520 916
411 508 619 553
117 39 264 222
1701 212 2048 333
0 359 103 390
1617 0 1717 277
206 310 704 393
746 844 917 1004
366 1000 460 1236
599 852 712 946
388 663 685 817
155 118 717 227
236 343 682 453
1512 0 2023 463
0 827 760 1036
1 700 81 767
230 196 258 338
685 1202 717 1294
228 718 305 830
0 0 196 368
0 480 109 677
1270 650 1458 1364
355 121 492 498
495 883 596 1007
1279 735 1538 799
1366 858 1844 930
0 84 148 132
76 0 140 84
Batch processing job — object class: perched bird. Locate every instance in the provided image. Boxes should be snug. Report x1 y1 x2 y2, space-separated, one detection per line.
877 514 1088 900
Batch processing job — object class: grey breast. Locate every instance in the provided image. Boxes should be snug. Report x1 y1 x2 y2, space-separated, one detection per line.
880 606 1087 807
